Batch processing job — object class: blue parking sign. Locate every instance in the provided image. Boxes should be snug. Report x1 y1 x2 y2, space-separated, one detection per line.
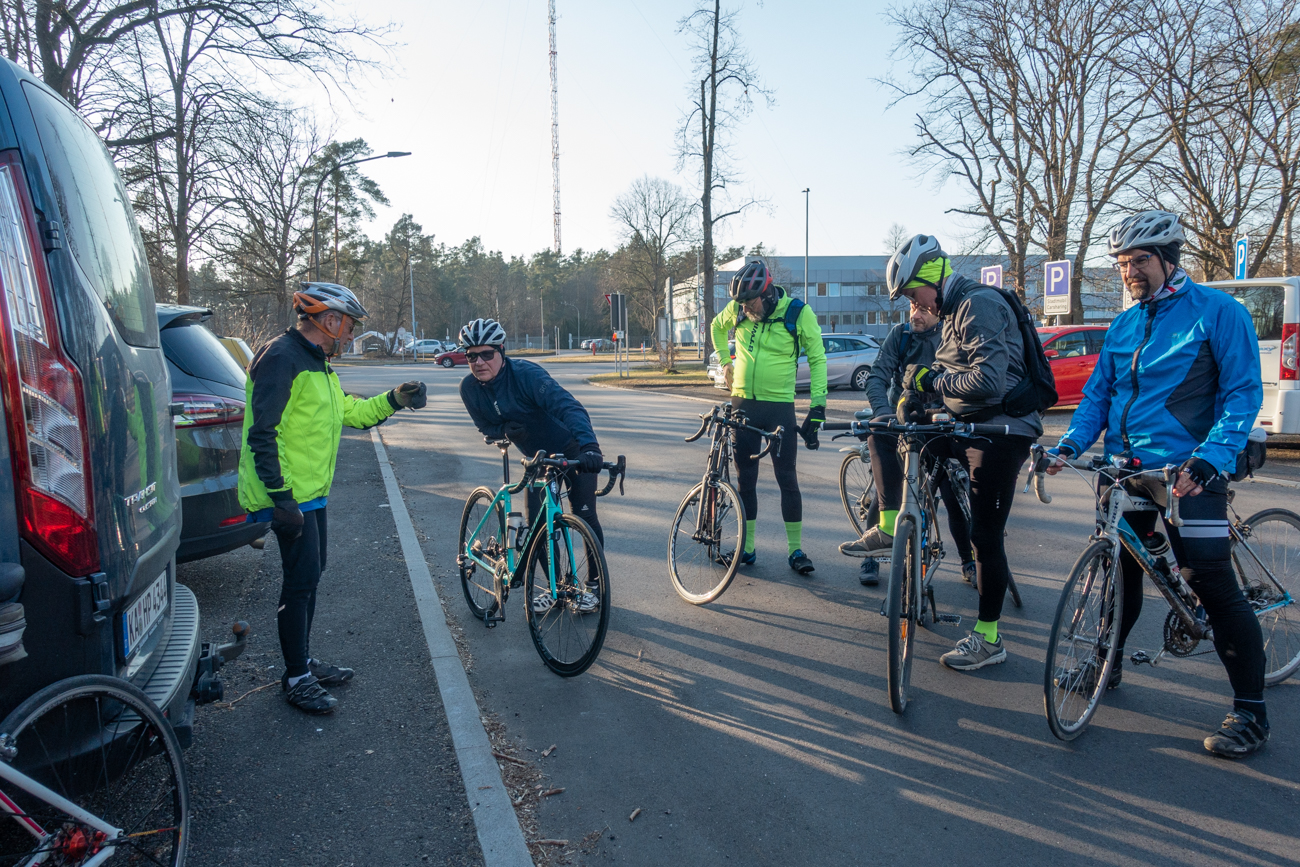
1235 238 1248 280
980 265 1003 288
1043 259 1071 315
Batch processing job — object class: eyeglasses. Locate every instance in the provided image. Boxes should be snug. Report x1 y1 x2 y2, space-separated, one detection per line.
466 349 498 363
1113 253 1154 273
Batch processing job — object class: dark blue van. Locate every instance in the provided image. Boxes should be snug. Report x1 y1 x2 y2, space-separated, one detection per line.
0 58 208 742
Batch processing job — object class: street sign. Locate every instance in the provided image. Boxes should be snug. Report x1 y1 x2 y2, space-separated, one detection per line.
609 293 625 330
980 265 1003 288
1043 259 1072 316
1235 238 1249 280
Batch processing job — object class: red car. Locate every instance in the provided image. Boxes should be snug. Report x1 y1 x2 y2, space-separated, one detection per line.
1038 325 1108 408
435 346 467 367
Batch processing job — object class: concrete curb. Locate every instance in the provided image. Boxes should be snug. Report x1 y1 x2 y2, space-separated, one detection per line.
370 429 534 867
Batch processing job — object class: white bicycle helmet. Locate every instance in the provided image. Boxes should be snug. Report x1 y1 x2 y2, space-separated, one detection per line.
886 234 947 300
460 318 507 348
1108 210 1185 256
293 282 369 321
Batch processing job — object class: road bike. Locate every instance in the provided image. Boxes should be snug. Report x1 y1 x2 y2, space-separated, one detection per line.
458 441 626 676
837 435 972 544
669 403 782 605
824 412 1012 714
1028 446 1300 740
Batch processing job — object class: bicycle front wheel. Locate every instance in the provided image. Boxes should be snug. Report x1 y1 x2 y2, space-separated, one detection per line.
1044 541 1123 741
525 514 610 676
886 516 919 715
668 481 745 604
1236 509 1300 684
0 675 188 867
839 450 875 537
458 487 506 620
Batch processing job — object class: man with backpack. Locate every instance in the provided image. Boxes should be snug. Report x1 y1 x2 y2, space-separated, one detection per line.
841 235 1045 671
710 259 827 575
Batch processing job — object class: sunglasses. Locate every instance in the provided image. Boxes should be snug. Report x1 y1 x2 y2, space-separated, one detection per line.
466 349 498 363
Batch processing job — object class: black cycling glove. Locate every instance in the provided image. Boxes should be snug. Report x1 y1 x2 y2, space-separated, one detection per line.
388 380 427 410
896 389 926 423
902 364 938 393
269 493 304 544
800 405 826 450
503 421 528 441
579 449 604 474
1179 456 1218 489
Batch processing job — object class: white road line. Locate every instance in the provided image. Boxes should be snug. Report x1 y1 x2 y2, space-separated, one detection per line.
370 429 534 867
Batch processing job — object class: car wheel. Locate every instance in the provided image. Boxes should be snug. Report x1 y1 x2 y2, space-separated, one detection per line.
852 366 871 391
440 357 455 368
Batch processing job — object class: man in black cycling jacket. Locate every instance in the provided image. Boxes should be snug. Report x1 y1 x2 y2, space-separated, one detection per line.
456 318 605 613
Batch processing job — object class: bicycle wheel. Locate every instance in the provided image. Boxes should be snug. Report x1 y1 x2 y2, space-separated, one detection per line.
886 516 919 715
458 487 506 620
1044 540 1123 740
0 675 188 866
839 450 875 537
525 514 610 676
1235 509 1300 684
668 481 745 604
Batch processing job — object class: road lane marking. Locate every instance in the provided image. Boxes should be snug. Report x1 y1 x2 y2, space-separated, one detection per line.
370 429 534 867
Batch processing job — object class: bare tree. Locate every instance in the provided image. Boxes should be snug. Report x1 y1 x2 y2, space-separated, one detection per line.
882 222 910 254
676 0 771 357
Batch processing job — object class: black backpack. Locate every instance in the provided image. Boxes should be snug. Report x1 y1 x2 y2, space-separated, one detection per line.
962 286 1058 420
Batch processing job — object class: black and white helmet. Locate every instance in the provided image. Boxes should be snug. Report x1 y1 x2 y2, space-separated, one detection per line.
1108 210 1185 256
294 282 369 321
885 234 947 300
460 318 507 348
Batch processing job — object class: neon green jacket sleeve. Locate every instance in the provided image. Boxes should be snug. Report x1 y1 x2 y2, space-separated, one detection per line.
711 301 737 363
341 386 398 429
798 304 828 406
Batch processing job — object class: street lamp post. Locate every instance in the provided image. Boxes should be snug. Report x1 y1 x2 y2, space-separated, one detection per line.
311 150 412 282
802 188 810 302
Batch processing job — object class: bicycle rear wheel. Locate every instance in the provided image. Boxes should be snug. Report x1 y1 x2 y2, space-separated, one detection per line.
458 487 506 620
1044 541 1123 741
886 516 919 715
0 675 188 866
669 481 745 604
839 450 875 537
1236 509 1300 684
525 514 610 676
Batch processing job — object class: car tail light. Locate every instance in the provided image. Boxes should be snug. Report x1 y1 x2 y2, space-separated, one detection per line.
0 155 98 575
1282 323 1297 381
218 514 246 528
172 393 244 427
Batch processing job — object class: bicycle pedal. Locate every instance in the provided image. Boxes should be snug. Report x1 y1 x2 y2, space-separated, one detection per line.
935 614 962 625
1130 650 1153 666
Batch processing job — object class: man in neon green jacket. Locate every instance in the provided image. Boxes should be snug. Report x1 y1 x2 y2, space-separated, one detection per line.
239 282 426 714
710 260 827 575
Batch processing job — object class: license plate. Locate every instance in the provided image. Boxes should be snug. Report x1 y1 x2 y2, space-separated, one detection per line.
122 572 168 658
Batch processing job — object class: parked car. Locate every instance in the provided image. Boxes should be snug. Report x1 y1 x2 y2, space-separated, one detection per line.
708 342 737 389
410 338 445 356
1037 325 1108 408
0 57 224 744
159 305 266 563
435 346 468 367
1207 277 1300 434
797 333 880 391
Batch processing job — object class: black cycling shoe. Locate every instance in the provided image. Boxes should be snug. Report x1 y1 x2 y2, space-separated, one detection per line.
858 558 880 586
1204 708 1269 758
788 549 815 575
717 550 756 568
282 673 338 715
309 659 354 687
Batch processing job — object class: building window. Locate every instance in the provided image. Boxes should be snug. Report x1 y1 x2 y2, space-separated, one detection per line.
817 314 827 325
854 314 865 325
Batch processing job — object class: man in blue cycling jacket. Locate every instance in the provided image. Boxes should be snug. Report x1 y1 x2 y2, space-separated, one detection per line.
1047 209 1269 758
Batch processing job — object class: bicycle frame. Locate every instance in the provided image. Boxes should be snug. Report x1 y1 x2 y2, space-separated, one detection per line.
0 759 121 862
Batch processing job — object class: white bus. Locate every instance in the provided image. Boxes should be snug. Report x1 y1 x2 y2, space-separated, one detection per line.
1207 277 1299 434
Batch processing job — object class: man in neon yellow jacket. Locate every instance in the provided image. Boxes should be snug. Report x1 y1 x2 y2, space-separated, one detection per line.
239 282 426 714
710 260 827 575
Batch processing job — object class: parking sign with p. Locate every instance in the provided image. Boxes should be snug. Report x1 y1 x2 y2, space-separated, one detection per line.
980 265 1003 289
1043 259 1071 316
1235 238 1249 280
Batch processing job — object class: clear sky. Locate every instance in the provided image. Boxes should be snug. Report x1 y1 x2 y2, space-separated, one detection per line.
303 0 967 259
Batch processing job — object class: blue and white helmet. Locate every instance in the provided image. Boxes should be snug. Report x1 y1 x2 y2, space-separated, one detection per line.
460 318 507 348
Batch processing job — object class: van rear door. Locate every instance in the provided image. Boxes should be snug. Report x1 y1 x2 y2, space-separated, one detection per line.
1209 280 1288 432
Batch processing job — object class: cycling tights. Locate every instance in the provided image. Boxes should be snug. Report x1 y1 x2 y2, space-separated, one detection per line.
865 433 973 562
276 507 328 680
731 398 800 523
524 439 604 546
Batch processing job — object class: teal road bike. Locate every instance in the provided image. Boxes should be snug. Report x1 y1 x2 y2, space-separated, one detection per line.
457 440 626 676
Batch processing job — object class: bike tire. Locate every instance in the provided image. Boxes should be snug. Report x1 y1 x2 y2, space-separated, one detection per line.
525 514 610 676
886 516 919 715
1043 540 1123 741
838 450 875 537
458 487 506 620
1236 508 1300 685
0 674 189 866
668 481 745 605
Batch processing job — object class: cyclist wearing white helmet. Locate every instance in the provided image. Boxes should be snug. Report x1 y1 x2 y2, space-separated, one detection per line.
456 318 607 612
1046 210 1270 758
842 235 1040 673
239 282 426 714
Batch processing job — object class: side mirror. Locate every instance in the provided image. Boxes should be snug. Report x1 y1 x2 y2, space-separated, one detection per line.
1044 349 1059 360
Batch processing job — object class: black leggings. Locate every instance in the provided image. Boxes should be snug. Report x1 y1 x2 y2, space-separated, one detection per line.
732 398 800 523
276 507 328 679
865 434 973 562
526 465 604 546
1117 479 1265 701
930 435 1033 623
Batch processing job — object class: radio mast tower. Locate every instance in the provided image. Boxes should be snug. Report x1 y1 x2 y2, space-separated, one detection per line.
549 0 561 254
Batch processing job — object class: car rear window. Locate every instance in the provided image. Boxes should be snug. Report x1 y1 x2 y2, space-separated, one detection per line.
1219 284 1285 341
22 82 158 348
161 321 248 389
